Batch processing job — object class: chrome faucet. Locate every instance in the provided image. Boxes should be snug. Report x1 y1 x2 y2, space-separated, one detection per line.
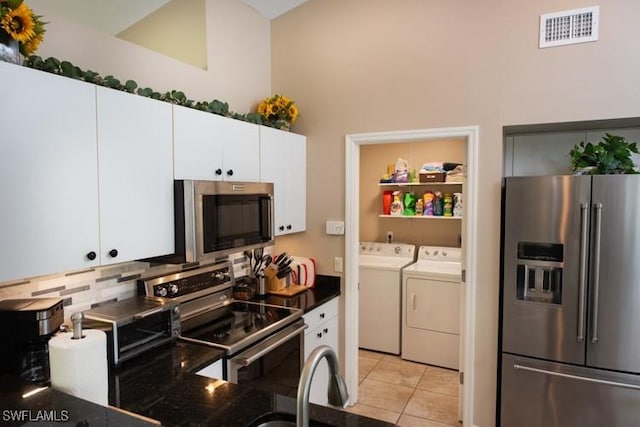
296 345 349 427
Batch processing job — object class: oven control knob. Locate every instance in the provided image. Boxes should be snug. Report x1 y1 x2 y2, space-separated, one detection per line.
156 287 168 297
169 284 179 296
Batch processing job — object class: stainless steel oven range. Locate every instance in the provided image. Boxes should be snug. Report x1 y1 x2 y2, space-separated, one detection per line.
138 261 305 397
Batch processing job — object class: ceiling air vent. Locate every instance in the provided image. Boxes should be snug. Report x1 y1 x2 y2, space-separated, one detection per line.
539 6 599 48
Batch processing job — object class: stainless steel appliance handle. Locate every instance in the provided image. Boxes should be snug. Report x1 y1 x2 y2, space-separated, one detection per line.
577 202 589 342
235 323 308 366
269 194 275 239
513 363 640 391
591 203 603 343
133 307 165 320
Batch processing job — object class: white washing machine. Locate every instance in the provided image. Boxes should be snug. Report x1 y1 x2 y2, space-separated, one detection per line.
359 242 416 354
402 246 462 369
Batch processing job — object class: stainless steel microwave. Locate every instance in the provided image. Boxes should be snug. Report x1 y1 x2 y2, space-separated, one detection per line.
150 180 274 264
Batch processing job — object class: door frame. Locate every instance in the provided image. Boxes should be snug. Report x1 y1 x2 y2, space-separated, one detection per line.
344 126 479 425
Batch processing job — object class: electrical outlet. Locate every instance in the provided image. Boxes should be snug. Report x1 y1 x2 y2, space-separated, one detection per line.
386 231 393 243
334 257 344 273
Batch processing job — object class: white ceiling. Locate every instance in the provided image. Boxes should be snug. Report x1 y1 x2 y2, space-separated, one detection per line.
242 0 309 19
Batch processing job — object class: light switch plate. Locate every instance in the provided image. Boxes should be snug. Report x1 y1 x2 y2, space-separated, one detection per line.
326 220 345 235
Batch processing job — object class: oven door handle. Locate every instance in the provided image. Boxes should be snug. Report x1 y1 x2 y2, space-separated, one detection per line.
235 323 308 367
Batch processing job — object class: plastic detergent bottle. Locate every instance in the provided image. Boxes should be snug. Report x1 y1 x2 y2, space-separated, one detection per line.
443 193 453 217
415 198 424 216
390 191 403 216
403 192 416 216
423 192 434 216
433 191 444 216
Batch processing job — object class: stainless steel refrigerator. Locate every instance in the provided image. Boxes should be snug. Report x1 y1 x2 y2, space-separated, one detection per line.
500 175 640 427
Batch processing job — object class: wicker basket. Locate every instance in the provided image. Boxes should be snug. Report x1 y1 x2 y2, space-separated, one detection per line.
419 172 446 183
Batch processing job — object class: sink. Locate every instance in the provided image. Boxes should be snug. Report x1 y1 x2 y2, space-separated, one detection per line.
247 412 333 427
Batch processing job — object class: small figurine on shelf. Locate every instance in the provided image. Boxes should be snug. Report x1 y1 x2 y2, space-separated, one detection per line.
379 164 394 183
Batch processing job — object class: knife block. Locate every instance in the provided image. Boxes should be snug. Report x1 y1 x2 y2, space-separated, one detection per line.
264 266 286 292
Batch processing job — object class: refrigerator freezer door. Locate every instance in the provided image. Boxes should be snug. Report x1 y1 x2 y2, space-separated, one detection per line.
588 175 640 374
501 353 640 427
502 175 591 364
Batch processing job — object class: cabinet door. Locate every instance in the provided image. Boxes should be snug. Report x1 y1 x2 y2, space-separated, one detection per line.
283 132 306 233
173 105 224 180
0 63 100 281
219 116 260 182
260 126 306 235
174 106 260 181
96 87 174 265
304 316 339 406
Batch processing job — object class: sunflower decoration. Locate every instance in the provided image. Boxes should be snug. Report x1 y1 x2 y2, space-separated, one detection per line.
0 0 46 57
257 94 299 131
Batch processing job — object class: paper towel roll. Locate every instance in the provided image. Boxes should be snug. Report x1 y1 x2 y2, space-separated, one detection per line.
48 329 108 406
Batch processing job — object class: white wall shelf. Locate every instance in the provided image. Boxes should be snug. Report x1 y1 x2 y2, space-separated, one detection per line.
379 182 463 186
378 214 462 220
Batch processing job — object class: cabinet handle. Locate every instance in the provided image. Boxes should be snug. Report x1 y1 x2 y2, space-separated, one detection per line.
412 294 416 311
317 332 323 338
226 169 234 176
215 168 222 175
109 249 118 258
323 328 328 334
286 224 292 230
279 226 285 231
86 251 97 261
320 313 325 319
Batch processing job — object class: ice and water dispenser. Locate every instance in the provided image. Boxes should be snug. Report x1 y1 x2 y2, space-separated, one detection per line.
515 242 563 304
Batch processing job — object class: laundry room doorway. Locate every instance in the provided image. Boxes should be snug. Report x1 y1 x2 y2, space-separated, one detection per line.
344 126 479 425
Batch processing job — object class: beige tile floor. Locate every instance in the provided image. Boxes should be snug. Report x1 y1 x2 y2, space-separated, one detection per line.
343 349 460 426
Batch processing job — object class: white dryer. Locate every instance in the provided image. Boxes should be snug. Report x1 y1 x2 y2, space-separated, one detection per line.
402 246 462 369
359 242 416 354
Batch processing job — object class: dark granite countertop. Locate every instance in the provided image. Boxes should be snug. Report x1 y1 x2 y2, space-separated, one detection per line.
0 276 393 426
260 274 341 312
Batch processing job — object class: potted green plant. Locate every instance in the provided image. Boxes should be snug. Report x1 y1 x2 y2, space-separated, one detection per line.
569 133 639 175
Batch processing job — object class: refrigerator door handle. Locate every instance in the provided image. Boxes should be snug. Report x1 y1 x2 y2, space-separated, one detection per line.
513 363 640 391
577 202 589 342
591 202 603 344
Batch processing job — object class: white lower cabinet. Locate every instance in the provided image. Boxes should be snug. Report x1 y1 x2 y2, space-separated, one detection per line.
195 359 224 379
303 298 339 406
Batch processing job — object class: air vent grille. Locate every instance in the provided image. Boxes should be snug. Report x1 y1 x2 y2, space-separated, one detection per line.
539 6 599 48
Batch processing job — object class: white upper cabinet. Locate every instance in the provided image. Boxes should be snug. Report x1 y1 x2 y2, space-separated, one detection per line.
0 63 174 282
173 106 260 182
260 126 306 235
96 87 174 265
0 63 100 281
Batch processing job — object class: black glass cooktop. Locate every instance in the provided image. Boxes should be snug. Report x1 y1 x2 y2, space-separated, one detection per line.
179 301 301 355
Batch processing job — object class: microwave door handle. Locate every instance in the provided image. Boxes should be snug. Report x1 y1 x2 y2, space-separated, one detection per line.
577 202 589 342
269 194 275 239
591 202 603 344
235 323 308 366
